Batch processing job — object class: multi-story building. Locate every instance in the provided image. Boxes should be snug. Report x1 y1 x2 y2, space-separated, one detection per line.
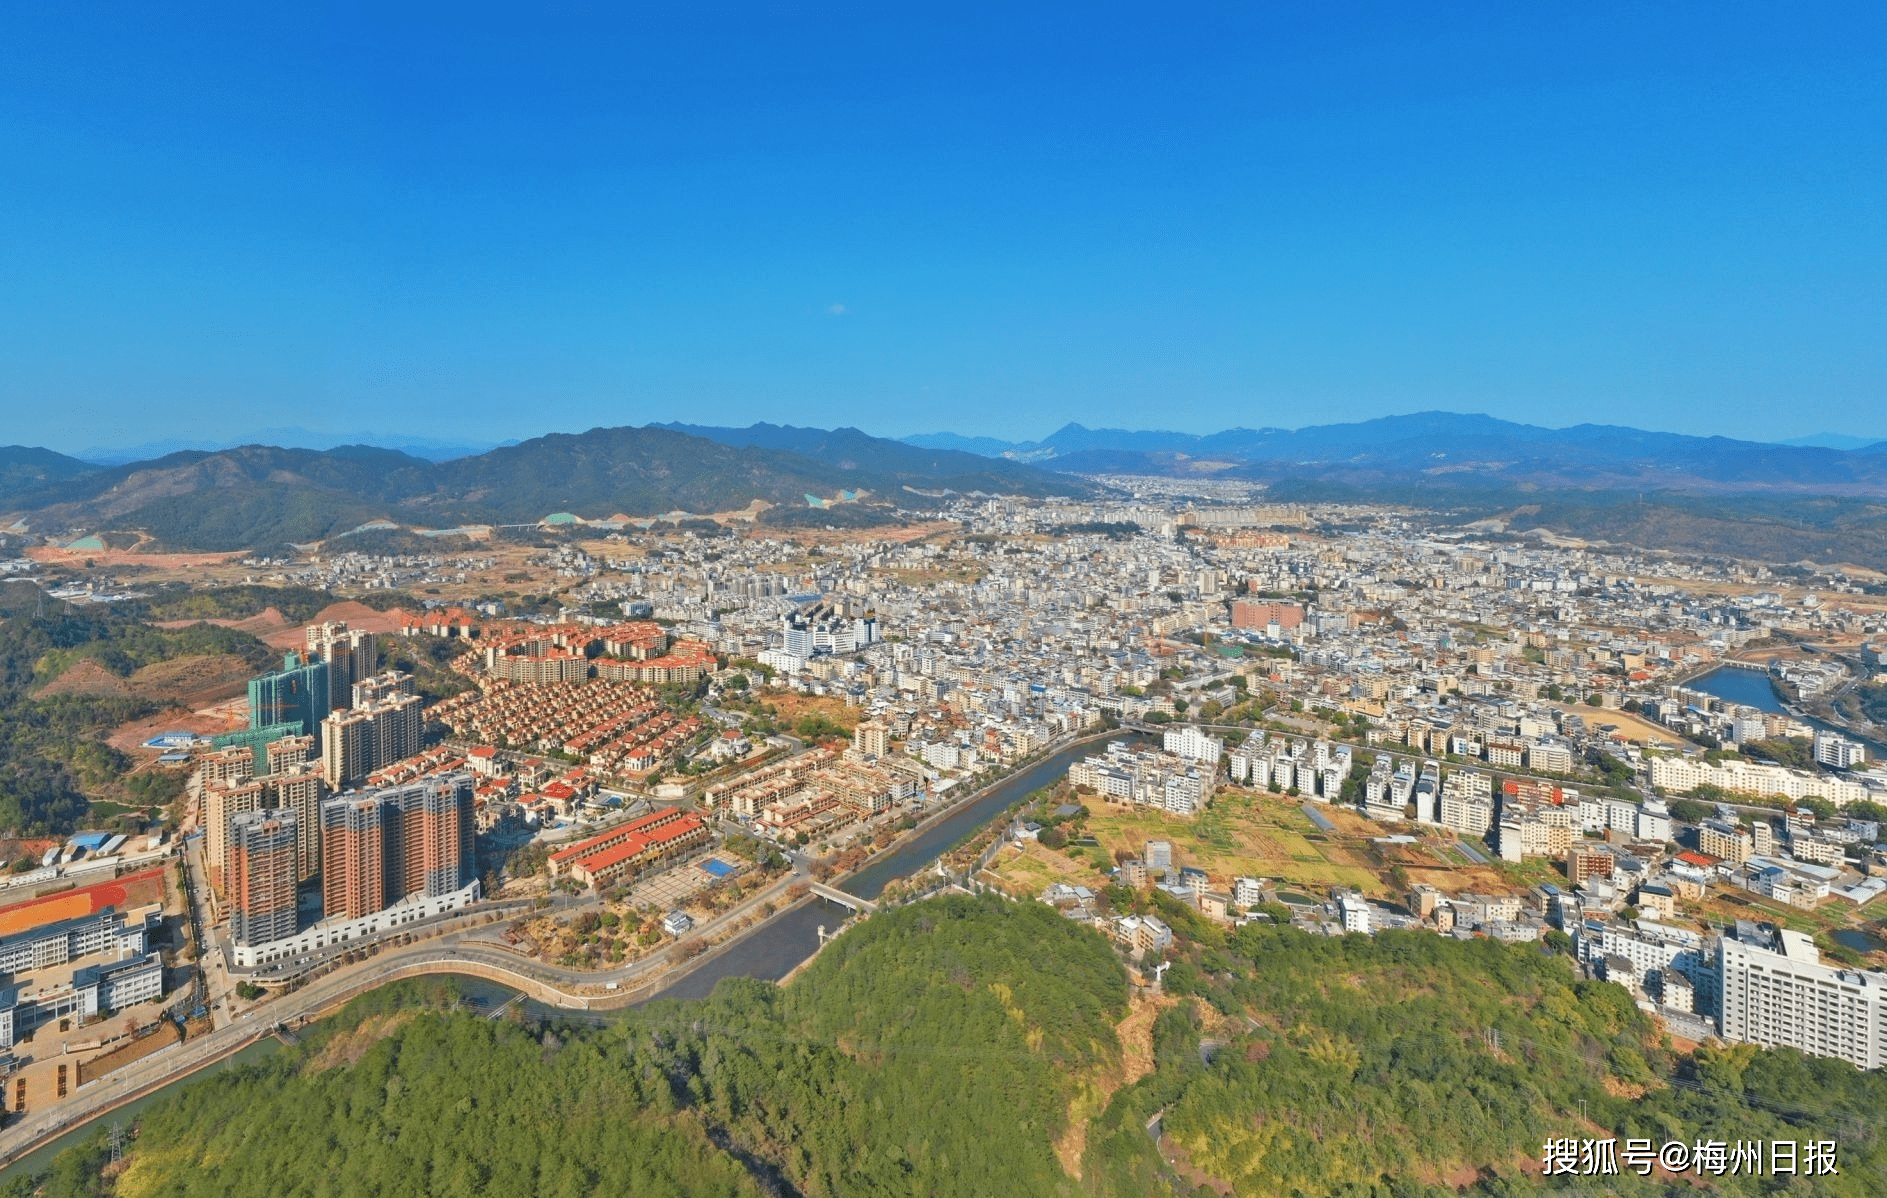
1162 725 1224 767
247 652 331 739
1229 600 1304 634
321 693 424 788
853 720 889 759
321 794 387 922
352 669 415 709
320 773 476 922
0 904 159 975
1650 755 1870 806
229 809 299 947
1567 843 1615 886
1068 742 1215 816
205 776 267 893
1439 790 1494 837
307 621 377 711
1813 730 1867 770
1698 819 1753 864
205 760 329 891
546 806 710 887
1718 928 1887 1070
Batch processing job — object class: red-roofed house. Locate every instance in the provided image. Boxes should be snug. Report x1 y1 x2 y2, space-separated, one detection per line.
547 807 709 887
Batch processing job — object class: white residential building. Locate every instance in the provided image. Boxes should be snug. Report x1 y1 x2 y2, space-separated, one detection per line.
1163 725 1225 767
1718 930 1887 1070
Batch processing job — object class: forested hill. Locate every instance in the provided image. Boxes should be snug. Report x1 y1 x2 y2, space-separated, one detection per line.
13 893 1885 1197
0 446 94 500
0 582 278 835
0 425 1088 552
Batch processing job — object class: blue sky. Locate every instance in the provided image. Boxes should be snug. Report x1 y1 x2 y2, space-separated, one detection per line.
2 2 1883 453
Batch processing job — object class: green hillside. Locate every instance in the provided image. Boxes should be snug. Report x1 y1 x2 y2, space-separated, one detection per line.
0 425 1090 551
11 893 1885 1197
0 583 278 834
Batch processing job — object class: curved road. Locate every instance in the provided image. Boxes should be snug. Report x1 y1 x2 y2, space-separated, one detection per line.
0 868 810 1170
0 729 1111 1170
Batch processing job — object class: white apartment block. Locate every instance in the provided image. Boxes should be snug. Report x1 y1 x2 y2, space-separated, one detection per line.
1439 791 1494 836
1650 756 1869 806
1163 725 1224 767
1718 931 1887 1070
1813 730 1867 770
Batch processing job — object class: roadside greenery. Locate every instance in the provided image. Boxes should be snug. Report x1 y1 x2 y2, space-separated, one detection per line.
8 896 1885 1197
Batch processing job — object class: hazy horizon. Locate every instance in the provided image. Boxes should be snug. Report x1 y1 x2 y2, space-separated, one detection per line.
22 409 1887 463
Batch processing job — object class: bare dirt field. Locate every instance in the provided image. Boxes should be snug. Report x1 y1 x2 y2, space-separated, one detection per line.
39 651 255 728
153 605 292 635
24 546 242 570
1555 704 1687 748
107 704 246 753
127 653 255 708
34 659 133 700
258 601 415 649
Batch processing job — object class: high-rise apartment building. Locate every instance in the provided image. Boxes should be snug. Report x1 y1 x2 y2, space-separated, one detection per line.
229 809 299 947
1718 928 1887 1070
268 761 329 882
266 733 316 776
320 774 475 922
321 709 374 790
247 652 331 738
307 622 377 712
321 795 387 922
205 777 266 892
320 692 423 788
205 761 330 891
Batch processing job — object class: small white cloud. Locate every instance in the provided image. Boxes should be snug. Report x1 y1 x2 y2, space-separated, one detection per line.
827 303 848 316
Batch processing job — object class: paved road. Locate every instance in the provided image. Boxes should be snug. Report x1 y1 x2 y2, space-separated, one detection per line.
0 856 812 1170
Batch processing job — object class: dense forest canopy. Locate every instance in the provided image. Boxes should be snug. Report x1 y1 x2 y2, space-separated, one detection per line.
7 895 1883 1197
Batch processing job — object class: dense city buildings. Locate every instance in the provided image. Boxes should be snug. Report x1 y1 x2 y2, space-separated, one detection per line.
156 487 1887 1070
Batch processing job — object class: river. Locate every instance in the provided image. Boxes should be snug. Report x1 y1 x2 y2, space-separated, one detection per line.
1687 665 1887 755
594 731 1133 1006
0 733 1130 1177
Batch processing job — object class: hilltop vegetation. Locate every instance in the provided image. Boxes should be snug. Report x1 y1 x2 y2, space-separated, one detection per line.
0 583 275 833
0 425 1088 552
1086 916 1884 1196
11 893 1885 1197
15 896 1125 1198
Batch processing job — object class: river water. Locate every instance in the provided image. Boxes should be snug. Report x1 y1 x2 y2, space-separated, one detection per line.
0 733 1131 1177
1687 665 1887 755
610 732 1131 1005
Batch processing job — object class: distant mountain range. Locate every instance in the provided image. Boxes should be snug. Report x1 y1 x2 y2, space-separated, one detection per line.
904 413 1887 494
10 412 1887 563
71 428 516 465
0 424 1089 552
